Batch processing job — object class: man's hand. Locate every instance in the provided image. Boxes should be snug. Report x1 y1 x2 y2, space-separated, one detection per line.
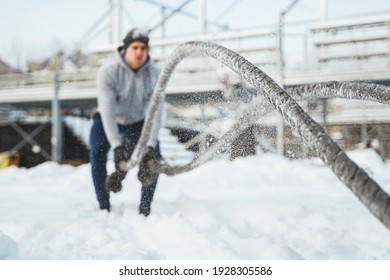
114 145 130 171
137 146 160 186
105 170 127 193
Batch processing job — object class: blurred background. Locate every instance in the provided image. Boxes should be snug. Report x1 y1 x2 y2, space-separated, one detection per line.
1 0 390 168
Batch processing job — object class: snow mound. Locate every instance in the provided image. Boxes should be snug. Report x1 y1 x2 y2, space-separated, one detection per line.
0 231 18 259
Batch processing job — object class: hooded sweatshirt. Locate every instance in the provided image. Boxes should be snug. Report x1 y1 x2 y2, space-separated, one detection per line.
96 46 163 149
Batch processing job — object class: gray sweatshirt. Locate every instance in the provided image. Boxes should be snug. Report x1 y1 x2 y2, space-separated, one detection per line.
96 47 163 149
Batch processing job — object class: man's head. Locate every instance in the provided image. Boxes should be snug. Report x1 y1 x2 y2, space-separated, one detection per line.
123 28 150 70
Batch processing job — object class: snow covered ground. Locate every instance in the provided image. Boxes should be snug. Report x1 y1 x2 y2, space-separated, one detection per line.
1 148 390 260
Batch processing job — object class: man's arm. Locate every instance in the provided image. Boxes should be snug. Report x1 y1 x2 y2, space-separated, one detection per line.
96 66 122 149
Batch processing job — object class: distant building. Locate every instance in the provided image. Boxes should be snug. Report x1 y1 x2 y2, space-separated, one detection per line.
0 58 13 74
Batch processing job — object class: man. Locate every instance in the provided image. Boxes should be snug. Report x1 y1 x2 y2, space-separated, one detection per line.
89 28 163 216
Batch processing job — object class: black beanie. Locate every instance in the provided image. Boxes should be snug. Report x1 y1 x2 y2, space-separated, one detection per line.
123 28 149 49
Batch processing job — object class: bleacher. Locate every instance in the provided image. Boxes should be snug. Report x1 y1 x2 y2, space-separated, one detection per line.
310 14 390 65
1 14 390 162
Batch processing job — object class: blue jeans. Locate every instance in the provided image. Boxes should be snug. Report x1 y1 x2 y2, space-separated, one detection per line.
89 113 160 211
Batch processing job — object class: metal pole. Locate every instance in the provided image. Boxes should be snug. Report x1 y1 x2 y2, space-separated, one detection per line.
51 70 62 163
321 97 328 132
320 0 328 23
117 0 122 42
276 0 300 156
161 6 167 59
199 0 207 34
278 10 285 83
109 0 113 44
361 101 368 145
387 21 390 67
161 6 166 37
320 0 328 40
320 0 328 132
277 10 285 155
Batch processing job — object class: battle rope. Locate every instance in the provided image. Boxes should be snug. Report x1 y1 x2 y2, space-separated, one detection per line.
123 41 390 230
287 81 390 105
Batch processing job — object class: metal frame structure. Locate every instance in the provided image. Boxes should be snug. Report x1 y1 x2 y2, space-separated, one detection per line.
1 1 390 164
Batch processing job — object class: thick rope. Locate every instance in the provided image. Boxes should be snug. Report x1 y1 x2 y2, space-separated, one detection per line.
124 41 390 230
287 81 390 105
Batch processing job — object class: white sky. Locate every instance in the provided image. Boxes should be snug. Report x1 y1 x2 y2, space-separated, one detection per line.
1 0 390 68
